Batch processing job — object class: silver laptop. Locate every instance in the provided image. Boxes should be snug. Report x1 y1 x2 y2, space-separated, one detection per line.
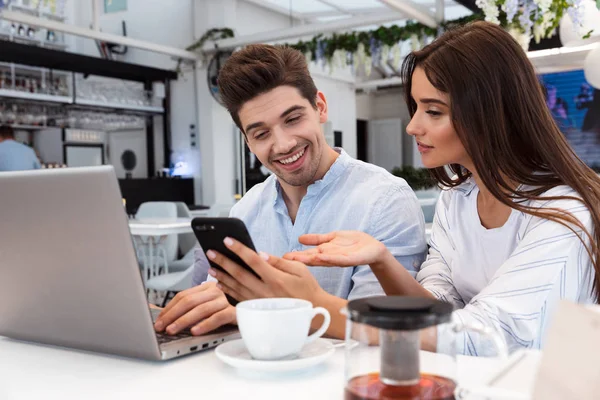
0 166 239 360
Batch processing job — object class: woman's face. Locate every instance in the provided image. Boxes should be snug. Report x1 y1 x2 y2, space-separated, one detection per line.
405 67 470 169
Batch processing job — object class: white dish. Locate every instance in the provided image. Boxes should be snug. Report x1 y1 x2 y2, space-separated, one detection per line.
215 338 335 373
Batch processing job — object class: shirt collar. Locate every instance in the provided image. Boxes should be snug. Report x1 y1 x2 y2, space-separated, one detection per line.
272 147 350 212
454 177 477 196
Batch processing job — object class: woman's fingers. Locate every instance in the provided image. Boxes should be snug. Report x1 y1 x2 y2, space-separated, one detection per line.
297 232 337 245
262 253 307 275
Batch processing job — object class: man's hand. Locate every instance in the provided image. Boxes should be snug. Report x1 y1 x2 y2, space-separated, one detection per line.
153 281 236 336
206 237 326 303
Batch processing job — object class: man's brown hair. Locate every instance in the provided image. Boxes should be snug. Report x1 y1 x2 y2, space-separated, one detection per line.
218 44 318 132
0 125 14 139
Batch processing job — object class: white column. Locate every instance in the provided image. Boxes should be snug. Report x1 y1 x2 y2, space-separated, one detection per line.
436 0 445 23
193 0 239 206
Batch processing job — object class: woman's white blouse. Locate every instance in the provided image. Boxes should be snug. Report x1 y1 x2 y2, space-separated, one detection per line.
417 180 596 355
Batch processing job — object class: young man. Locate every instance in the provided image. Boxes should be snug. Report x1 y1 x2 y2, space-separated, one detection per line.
0 125 41 171
154 44 426 339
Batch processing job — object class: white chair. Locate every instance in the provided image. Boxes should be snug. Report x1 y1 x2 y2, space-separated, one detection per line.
146 265 194 307
415 188 440 224
167 246 196 273
135 201 178 279
207 203 233 218
169 202 197 272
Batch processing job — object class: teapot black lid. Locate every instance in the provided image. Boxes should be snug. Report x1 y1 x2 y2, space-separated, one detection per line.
347 296 453 330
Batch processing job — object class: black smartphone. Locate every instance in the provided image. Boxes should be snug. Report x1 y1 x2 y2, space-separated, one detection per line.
191 217 259 305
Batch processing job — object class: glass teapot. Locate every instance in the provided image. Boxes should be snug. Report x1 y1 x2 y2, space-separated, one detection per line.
343 296 507 400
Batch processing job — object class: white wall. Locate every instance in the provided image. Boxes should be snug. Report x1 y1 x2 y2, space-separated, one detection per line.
368 118 403 172
356 92 371 121
356 88 417 167
356 89 408 120
235 0 298 35
313 74 357 158
71 0 193 69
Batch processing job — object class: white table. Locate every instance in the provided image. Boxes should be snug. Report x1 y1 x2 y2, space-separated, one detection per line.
129 218 193 236
129 218 193 284
0 335 540 400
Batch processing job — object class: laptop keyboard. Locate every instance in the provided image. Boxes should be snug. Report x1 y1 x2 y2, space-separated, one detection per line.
150 308 192 344
156 330 192 345
149 307 237 346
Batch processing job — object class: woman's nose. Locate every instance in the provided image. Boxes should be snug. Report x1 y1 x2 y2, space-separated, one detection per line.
406 117 420 137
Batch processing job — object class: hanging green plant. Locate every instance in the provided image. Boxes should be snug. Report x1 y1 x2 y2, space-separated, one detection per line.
287 14 483 61
178 28 235 74
187 28 235 52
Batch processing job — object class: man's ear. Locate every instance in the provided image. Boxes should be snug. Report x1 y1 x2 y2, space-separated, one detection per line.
316 91 328 124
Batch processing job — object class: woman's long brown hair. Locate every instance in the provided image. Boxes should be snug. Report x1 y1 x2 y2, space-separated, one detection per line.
401 21 600 301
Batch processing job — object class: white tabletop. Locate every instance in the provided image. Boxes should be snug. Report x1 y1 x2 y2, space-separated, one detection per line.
0 336 539 400
129 218 193 236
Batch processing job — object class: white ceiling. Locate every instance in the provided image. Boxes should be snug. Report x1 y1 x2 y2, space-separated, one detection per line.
244 0 472 26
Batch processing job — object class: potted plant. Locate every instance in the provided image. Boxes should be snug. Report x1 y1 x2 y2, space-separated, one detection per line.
391 166 439 222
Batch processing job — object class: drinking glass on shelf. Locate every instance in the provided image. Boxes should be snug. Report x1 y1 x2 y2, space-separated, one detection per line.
0 72 8 90
67 114 76 128
20 105 35 126
31 106 42 126
77 80 91 100
5 106 15 125
14 76 24 92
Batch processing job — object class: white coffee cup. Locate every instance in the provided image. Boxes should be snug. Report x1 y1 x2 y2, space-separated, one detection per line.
236 298 331 360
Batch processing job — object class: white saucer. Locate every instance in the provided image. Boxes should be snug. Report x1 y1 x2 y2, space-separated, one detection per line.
215 338 335 372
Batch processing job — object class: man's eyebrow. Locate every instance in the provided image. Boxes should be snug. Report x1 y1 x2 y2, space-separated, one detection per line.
244 105 307 133
279 105 306 118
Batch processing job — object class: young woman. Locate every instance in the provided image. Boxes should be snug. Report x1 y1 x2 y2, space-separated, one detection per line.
207 21 600 356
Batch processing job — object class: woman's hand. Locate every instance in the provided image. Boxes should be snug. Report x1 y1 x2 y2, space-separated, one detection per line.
206 237 326 304
283 230 389 267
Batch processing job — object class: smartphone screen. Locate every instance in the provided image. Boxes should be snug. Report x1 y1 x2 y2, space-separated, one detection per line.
191 217 260 304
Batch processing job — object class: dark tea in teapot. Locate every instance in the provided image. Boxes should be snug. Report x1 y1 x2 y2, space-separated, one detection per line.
345 372 456 400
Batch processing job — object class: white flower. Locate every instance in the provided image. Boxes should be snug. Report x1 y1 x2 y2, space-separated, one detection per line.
392 43 402 70
566 0 586 34
356 42 366 65
410 34 421 51
381 45 390 63
502 0 519 22
509 27 532 50
533 10 556 42
364 56 372 77
476 0 500 24
533 0 552 13
304 51 312 64
338 50 347 69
